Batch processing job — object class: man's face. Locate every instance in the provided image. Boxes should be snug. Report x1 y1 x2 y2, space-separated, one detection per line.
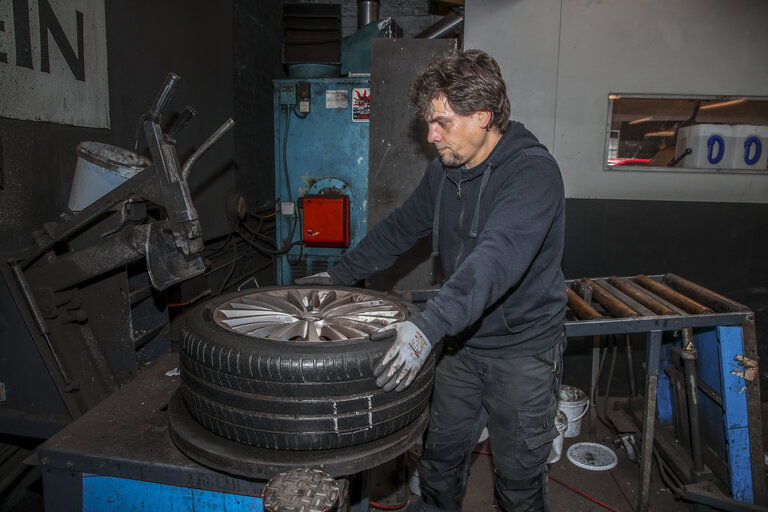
425 95 492 169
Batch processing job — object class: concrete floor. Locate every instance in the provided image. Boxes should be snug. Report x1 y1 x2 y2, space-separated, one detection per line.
370 410 694 512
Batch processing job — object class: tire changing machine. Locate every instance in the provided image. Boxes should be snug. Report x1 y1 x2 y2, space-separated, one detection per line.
37 351 427 511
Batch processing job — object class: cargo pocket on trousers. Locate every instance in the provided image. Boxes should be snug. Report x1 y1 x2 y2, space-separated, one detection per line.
516 402 558 469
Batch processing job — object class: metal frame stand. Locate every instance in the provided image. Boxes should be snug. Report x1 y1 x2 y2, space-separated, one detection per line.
565 274 764 512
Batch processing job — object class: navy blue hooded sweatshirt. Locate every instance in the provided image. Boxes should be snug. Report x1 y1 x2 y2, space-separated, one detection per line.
329 121 566 357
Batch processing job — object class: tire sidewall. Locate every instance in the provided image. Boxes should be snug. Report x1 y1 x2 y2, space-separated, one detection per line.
183 285 420 376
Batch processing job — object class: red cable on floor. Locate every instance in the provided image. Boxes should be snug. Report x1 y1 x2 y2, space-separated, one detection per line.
472 449 622 512
548 475 622 512
369 499 409 510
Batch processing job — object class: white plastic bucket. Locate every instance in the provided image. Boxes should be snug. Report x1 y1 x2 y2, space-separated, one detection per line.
557 385 589 438
67 141 150 211
547 409 569 464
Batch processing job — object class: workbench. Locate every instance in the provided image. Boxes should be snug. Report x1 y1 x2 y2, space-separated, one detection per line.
37 353 266 511
562 273 763 511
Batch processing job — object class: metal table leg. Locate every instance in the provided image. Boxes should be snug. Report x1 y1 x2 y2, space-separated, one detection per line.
590 335 601 439
639 330 662 512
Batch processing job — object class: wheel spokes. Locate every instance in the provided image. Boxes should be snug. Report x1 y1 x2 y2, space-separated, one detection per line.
213 288 407 342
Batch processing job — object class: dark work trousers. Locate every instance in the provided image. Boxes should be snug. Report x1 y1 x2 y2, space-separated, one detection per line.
416 330 565 512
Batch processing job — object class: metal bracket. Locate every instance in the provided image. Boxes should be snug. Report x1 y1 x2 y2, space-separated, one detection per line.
731 354 758 382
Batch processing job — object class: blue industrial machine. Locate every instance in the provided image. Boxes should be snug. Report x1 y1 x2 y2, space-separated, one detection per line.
273 77 371 285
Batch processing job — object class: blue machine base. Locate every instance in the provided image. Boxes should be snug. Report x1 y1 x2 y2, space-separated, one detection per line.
82 474 264 512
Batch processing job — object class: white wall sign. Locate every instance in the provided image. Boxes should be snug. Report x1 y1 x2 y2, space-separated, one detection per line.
0 0 109 128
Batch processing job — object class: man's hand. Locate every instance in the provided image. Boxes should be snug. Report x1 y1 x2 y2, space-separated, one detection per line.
293 271 338 286
372 321 432 392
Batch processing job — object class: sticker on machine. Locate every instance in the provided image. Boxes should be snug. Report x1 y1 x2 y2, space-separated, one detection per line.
352 88 371 122
326 90 349 109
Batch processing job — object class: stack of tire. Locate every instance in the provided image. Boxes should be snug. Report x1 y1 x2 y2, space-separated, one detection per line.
178 286 435 451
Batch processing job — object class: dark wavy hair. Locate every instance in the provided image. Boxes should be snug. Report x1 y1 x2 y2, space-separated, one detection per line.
409 49 511 132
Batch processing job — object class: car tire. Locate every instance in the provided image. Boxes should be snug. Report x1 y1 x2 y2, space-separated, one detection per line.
179 286 435 451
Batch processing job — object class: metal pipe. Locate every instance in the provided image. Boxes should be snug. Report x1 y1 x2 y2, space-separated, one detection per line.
566 286 602 320
678 342 705 477
608 276 674 315
357 0 379 29
10 263 73 389
663 273 749 313
634 274 713 315
149 73 181 121
625 334 637 398
580 278 639 318
181 118 235 181
416 11 464 39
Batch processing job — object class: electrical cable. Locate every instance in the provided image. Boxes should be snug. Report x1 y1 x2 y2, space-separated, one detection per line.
203 230 235 254
286 212 305 265
548 475 624 512
217 224 238 296
240 220 279 248
653 449 685 499
369 500 408 510
282 106 293 203
238 230 303 255
292 104 308 119
471 449 623 512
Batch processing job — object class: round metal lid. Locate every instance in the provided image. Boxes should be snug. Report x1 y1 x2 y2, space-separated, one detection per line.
263 468 339 512
566 442 618 471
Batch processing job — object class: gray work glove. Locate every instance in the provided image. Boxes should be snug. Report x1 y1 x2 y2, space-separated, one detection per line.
293 271 338 286
372 321 432 392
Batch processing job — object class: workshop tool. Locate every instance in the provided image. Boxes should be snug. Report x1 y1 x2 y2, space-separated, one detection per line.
2 72 233 439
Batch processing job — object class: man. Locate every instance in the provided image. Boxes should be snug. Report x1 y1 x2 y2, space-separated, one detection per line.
298 49 566 511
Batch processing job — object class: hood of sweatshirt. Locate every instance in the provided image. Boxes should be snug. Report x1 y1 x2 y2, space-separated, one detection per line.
431 121 550 255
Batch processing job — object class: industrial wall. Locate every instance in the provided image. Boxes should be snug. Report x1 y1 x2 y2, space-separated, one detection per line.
465 0 768 203
0 1 236 255
233 0 285 213
464 1 768 394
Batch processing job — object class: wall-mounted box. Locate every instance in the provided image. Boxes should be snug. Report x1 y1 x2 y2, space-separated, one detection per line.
302 196 349 248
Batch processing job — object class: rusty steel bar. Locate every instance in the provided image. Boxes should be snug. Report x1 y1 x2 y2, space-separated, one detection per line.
608 276 674 316
596 279 655 317
566 286 603 320
663 273 749 313
634 274 713 315
579 278 639 318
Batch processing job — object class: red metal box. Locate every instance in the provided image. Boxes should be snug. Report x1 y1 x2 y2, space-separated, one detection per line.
302 196 349 247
